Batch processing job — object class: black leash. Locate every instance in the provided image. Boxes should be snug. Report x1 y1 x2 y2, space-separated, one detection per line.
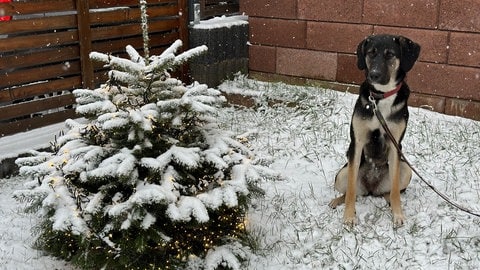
369 95 480 218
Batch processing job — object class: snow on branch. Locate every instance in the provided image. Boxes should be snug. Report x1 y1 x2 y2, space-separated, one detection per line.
166 196 209 223
145 53 175 76
108 70 139 85
87 148 137 182
40 178 89 235
159 39 183 58
91 51 144 75
107 180 178 230
174 45 208 66
126 45 145 65
204 244 244 270
170 145 201 168
141 145 201 170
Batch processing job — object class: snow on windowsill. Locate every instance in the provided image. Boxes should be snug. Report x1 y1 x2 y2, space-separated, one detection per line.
191 15 248 30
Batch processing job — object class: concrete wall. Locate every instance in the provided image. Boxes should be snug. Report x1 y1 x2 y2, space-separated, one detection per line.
240 0 480 120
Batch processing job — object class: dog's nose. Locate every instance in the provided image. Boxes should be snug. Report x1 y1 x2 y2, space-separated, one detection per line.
368 70 382 82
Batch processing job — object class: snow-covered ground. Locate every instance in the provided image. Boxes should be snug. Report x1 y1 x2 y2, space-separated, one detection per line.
1 77 480 269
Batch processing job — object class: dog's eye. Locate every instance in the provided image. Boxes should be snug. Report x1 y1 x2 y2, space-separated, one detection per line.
385 51 395 59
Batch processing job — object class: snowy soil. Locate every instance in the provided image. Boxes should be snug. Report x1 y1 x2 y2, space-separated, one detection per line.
0 177 75 270
1 78 480 269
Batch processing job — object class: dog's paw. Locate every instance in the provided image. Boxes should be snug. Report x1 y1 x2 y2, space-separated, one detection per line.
343 212 357 226
328 200 336 209
393 213 406 227
328 197 343 209
343 217 357 227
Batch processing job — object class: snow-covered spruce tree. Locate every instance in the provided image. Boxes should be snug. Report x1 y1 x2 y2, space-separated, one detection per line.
14 41 266 269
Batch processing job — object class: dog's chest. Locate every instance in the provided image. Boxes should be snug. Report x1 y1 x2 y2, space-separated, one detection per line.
353 95 404 138
376 96 398 118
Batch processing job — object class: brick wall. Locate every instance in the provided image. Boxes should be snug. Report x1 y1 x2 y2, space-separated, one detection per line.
240 0 480 120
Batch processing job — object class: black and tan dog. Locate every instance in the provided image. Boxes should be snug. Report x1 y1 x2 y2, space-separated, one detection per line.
329 34 421 227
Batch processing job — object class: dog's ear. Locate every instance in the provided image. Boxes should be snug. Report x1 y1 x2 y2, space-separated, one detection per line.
356 38 368 70
398 36 421 72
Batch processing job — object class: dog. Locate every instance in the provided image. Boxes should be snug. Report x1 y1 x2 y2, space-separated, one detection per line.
328 34 421 227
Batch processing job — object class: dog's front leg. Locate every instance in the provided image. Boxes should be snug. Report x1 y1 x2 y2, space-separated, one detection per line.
389 146 405 227
344 144 363 226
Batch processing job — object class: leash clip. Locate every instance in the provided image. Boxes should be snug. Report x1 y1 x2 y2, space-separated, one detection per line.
367 94 377 112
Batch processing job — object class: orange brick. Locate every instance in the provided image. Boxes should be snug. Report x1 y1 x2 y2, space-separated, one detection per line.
408 62 480 100
449 32 480 68
409 93 446 113
373 26 448 64
439 0 480 32
249 45 276 73
307 22 373 53
249 18 306 48
336 54 364 84
277 48 337 80
298 0 363 23
240 0 297 19
363 0 438 29
445 98 480 121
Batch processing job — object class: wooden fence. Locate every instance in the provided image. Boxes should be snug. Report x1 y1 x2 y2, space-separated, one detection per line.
0 0 188 137
199 0 238 19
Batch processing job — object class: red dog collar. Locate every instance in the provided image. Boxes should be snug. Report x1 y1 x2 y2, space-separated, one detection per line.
370 82 403 100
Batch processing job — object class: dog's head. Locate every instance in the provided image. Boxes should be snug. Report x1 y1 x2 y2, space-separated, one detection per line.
356 34 420 87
